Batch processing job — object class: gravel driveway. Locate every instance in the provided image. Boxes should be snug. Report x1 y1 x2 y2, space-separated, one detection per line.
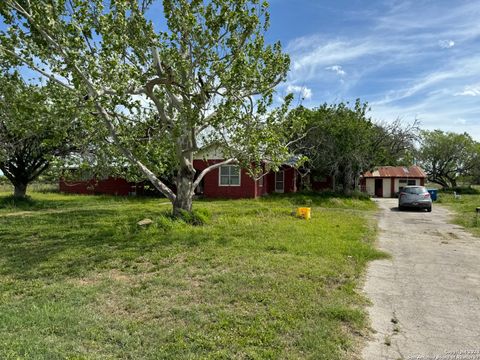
362 198 480 360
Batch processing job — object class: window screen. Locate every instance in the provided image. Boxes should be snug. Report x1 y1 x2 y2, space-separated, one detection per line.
219 165 240 186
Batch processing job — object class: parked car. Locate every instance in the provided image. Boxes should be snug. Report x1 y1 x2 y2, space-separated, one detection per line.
398 186 432 212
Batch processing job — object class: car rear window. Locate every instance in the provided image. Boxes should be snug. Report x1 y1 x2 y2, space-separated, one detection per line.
404 187 426 194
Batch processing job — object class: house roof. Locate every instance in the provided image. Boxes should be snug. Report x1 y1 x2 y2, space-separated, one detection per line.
362 166 427 178
283 154 304 167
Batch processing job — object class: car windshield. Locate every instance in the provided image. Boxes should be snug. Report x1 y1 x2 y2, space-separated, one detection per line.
404 187 426 195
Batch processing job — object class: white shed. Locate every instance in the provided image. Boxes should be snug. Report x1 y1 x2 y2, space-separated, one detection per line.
361 166 427 198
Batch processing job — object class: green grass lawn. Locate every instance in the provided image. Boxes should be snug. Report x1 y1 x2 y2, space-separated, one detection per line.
437 193 480 237
0 191 385 359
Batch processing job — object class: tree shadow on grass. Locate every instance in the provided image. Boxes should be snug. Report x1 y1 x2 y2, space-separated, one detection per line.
0 208 202 281
0 193 166 214
0 195 96 213
0 195 37 209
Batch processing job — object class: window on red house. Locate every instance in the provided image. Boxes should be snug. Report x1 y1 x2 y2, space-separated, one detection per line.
219 165 241 186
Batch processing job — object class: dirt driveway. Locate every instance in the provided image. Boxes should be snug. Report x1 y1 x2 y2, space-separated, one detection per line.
362 198 480 360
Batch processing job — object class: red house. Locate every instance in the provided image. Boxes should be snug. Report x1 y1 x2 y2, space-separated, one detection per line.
193 159 297 199
59 177 146 196
59 160 299 199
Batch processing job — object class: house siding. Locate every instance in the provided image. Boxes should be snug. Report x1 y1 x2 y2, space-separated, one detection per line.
59 177 142 196
60 161 298 199
284 167 297 193
362 177 425 198
193 159 258 198
365 178 375 196
264 167 297 194
193 160 298 199
383 178 392 198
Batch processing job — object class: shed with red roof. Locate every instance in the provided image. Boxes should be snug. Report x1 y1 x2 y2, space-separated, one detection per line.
360 166 427 198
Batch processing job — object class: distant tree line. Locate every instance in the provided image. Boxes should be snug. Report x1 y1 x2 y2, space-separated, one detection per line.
417 130 480 188
287 100 419 194
287 101 480 192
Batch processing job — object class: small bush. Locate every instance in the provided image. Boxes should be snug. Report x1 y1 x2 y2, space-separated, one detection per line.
155 215 174 232
290 195 313 206
349 190 371 200
175 208 211 226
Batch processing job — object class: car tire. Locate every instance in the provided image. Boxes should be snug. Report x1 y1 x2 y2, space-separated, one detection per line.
427 207 432 212
398 205 403 211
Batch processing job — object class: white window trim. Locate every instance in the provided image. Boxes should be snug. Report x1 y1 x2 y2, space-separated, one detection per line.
275 170 285 193
218 165 241 187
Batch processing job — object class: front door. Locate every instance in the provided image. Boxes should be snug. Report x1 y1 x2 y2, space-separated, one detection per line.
375 179 383 197
275 171 285 193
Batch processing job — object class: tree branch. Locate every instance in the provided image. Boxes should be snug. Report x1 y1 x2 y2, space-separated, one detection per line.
7 0 97 96
143 88 173 126
94 102 176 202
192 158 236 192
1 48 75 91
28 160 49 182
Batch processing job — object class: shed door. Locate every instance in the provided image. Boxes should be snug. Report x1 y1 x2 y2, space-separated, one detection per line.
275 171 285 193
375 179 383 197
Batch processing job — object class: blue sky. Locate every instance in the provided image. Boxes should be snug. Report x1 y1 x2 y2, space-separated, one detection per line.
2 1 479 139
263 0 480 139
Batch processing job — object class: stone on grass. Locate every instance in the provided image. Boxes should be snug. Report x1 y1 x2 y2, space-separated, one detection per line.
137 218 153 226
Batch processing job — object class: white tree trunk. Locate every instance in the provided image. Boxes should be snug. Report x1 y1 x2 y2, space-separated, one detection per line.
173 170 194 216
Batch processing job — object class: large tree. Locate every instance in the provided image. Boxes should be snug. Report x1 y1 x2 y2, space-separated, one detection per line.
371 118 420 167
418 130 480 188
0 73 81 197
288 101 419 193
287 101 375 193
0 0 291 215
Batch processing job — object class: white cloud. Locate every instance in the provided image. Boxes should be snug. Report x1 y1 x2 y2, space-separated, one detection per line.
375 1 480 39
439 39 455 49
288 38 388 74
285 34 422 86
372 55 480 106
371 89 480 140
455 84 480 97
286 85 313 99
281 1 480 140
373 72 455 106
326 65 346 76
